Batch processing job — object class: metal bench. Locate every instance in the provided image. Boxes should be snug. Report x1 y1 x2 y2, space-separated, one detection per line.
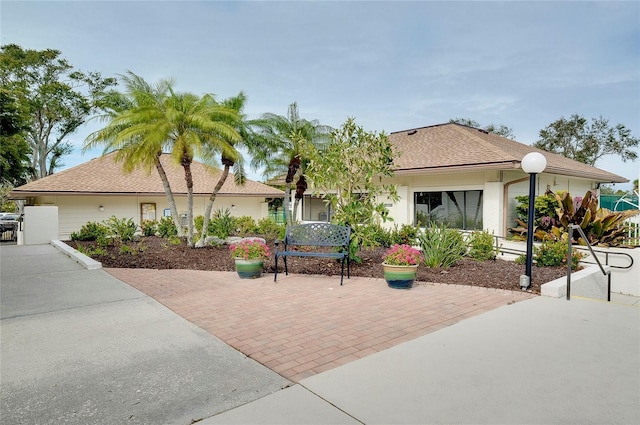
274 223 351 285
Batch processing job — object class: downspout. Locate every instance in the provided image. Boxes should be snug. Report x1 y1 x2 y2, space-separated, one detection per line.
503 177 529 237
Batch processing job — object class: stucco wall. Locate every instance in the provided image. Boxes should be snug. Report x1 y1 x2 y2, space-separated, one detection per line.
35 195 270 240
382 170 598 238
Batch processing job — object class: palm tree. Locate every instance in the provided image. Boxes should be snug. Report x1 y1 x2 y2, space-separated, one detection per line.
84 72 185 236
85 71 240 247
195 92 249 247
251 102 331 225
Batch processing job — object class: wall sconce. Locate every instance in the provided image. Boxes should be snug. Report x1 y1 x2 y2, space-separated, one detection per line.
99 206 105 212
231 204 236 209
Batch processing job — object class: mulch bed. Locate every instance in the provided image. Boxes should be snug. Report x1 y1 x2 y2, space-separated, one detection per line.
66 236 570 294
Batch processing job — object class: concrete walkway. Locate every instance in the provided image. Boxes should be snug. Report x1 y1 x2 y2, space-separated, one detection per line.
0 244 289 424
204 295 640 424
2 243 638 424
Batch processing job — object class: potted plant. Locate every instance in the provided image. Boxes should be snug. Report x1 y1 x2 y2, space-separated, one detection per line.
382 244 423 289
229 239 271 279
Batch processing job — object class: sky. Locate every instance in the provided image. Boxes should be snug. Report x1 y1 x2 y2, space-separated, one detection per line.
2 0 639 190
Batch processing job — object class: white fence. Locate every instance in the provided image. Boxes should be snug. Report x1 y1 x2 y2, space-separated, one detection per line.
623 215 640 247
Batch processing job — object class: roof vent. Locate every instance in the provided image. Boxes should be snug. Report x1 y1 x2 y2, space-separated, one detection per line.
407 130 417 135
478 129 489 134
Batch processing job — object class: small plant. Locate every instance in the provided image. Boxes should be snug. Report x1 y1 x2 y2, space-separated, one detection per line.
466 230 497 261
158 216 178 238
389 224 420 246
382 244 422 266
234 216 258 236
104 216 137 244
140 219 157 237
209 208 235 239
515 254 527 265
418 223 466 268
76 244 107 257
257 217 286 241
70 221 109 241
534 237 585 270
229 239 271 260
168 236 182 245
119 244 134 255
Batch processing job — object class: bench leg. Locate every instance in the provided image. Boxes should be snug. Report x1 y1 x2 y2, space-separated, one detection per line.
340 257 345 286
284 256 289 276
274 254 278 282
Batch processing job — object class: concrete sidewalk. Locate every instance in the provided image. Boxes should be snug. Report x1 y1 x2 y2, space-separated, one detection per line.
2 243 638 424
0 244 289 424
204 296 640 424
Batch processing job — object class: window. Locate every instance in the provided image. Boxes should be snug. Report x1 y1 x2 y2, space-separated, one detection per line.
302 195 332 222
414 190 483 230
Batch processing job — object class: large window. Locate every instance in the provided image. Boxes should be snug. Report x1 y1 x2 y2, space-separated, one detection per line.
414 190 483 230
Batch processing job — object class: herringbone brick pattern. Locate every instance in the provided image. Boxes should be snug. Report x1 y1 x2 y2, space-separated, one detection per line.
107 269 533 382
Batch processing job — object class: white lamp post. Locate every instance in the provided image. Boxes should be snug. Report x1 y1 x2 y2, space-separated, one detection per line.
520 152 547 290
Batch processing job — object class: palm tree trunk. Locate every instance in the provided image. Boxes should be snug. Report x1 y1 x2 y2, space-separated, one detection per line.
183 162 195 247
284 182 293 225
196 164 230 248
154 156 184 236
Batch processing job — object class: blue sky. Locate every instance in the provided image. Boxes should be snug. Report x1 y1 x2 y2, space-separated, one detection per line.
2 0 639 189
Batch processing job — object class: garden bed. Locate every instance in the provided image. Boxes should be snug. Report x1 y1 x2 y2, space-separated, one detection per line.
66 236 570 294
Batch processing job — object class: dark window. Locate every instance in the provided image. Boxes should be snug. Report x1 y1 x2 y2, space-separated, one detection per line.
414 190 483 230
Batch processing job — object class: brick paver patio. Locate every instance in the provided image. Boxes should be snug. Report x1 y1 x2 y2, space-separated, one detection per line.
107 269 533 382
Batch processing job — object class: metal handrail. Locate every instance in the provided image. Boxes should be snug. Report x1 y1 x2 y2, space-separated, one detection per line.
492 234 634 270
567 224 611 302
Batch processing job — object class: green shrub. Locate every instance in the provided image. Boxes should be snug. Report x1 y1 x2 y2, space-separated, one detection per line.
418 223 466 268
466 230 497 261
208 208 235 239
104 216 136 243
158 216 178 238
257 217 285 241
70 221 109 241
194 215 204 235
234 216 258 236
389 224 420 246
534 238 585 270
140 219 157 237
515 254 526 265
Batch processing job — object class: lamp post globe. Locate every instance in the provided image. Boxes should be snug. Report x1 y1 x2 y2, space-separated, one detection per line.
521 152 547 174
521 152 547 290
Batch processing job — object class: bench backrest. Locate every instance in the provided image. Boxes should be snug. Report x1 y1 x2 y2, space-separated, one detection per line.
284 223 351 247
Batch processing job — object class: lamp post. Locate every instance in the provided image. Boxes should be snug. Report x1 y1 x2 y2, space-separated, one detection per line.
520 152 547 290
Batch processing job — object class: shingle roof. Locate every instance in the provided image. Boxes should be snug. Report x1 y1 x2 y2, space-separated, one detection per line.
10 152 284 198
389 123 628 183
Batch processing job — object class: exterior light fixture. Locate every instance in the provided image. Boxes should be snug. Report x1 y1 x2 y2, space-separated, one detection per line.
520 152 547 290
99 206 105 212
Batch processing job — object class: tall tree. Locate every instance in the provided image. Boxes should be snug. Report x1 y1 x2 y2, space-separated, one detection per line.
85 72 240 247
251 102 331 225
533 114 639 166
0 44 116 179
0 88 32 185
306 117 399 249
449 118 515 139
195 92 248 248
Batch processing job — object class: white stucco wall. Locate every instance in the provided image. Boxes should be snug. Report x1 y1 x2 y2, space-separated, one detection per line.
381 170 599 238
23 206 59 245
34 195 272 240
